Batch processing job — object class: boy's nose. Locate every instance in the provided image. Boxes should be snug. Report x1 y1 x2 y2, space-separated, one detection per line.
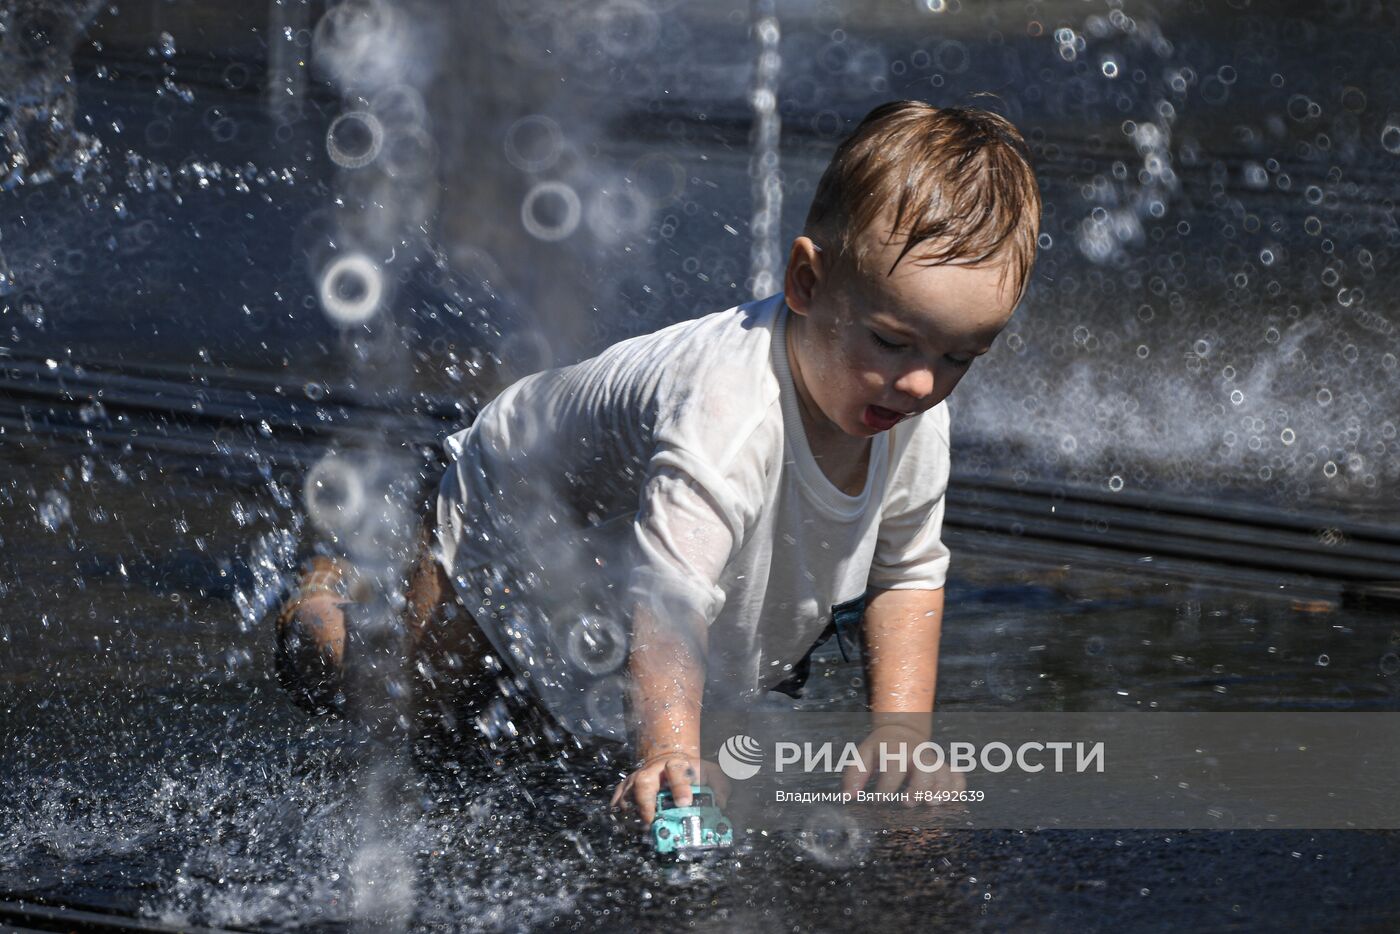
893 365 935 401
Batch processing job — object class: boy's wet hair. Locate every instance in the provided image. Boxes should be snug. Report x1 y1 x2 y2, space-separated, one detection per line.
804 99 1041 298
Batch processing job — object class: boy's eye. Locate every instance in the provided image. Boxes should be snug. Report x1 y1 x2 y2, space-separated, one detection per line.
944 354 975 367
868 330 906 351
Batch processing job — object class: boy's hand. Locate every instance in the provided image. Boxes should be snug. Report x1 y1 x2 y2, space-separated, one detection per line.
609 751 731 825
839 723 966 804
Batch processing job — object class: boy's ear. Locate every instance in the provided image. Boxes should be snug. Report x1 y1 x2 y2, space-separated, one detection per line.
783 236 824 317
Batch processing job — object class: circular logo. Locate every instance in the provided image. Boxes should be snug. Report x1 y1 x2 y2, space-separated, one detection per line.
718 734 763 781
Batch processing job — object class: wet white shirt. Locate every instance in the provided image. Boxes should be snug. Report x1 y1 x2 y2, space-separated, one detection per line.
433 292 951 742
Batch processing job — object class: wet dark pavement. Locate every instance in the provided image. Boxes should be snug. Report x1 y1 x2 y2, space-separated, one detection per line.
3 441 1399 932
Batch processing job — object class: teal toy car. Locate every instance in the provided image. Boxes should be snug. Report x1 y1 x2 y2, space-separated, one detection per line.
651 784 734 858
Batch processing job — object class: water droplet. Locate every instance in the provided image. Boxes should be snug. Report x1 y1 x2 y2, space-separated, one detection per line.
318 253 384 325
38 490 70 532
1381 123 1400 155
521 181 582 242
304 453 367 536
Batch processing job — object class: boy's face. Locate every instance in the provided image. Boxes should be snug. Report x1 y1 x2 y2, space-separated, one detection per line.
783 223 1022 441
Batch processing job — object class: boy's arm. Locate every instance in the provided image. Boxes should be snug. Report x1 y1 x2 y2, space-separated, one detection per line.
861 586 945 736
627 602 706 760
611 603 731 825
841 586 954 798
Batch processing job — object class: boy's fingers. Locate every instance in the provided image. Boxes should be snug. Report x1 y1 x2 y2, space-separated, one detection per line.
907 766 938 797
609 778 630 811
633 770 661 824
664 758 695 808
875 762 907 796
874 736 913 795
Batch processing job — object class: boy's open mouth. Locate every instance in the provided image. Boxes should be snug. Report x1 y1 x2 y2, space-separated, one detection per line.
862 404 907 431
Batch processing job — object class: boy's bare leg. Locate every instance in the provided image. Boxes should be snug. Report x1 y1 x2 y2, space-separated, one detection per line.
274 499 545 753
402 516 494 733
401 516 573 755
273 556 360 714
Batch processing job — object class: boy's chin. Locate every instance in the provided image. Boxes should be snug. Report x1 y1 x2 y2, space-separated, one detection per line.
840 416 884 438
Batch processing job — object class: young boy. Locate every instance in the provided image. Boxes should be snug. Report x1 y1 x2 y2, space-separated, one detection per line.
275 100 1040 824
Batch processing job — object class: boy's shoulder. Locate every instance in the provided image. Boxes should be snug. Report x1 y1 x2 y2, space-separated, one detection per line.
608 294 781 375
610 295 786 467
884 401 952 501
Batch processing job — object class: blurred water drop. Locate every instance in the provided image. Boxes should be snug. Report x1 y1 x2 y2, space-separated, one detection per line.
592 0 660 58
312 0 413 92
504 115 564 173
1381 122 1400 155
318 253 384 325
555 613 628 677
305 453 368 537
159 31 176 59
369 83 429 133
521 181 582 242
587 181 651 243
628 151 685 206
582 674 627 730
326 111 384 169
792 806 868 868
381 128 437 180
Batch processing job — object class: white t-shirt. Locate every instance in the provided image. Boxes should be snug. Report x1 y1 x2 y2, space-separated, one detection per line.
433 292 951 741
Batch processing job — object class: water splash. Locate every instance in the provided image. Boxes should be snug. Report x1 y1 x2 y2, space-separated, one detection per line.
747 0 782 299
0 0 106 189
1052 9 1186 264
